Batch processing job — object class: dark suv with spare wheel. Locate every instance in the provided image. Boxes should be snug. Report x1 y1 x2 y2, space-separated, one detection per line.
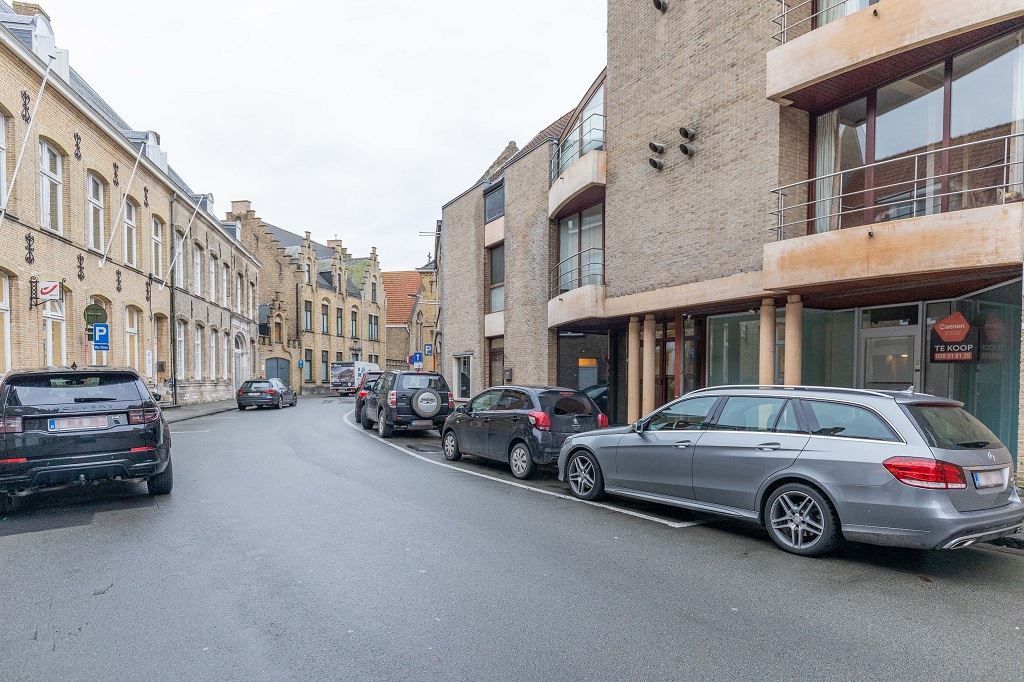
363 371 454 437
0 367 173 513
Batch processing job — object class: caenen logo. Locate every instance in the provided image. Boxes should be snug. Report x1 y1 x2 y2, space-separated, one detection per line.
934 312 970 343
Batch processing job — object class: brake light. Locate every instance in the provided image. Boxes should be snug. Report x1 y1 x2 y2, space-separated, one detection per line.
597 412 609 428
128 408 160 425
528 411 551 431
0 417 22 434
0 457 27 464
448 393 454 409
883 456 967 490
130 446 156 453
237 388 245 396
263 388 278 395
388 391 397 408
358 390 367 399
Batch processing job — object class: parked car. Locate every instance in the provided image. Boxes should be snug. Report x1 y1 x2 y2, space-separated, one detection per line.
236 378 297 410
355 371 382 424
363 370 453 437
0 367 173 513
332 361 380 397
442 386 608 480
558 385 1023 556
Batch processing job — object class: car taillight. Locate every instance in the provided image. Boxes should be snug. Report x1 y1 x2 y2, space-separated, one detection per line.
388 391 397 407
358 390 367 399
448 393 454 409
0 457 27 465
128 408 160 425
597 412 608 428
237 388 245 396
263 388 278 395
130 446 156 453
0 417 22 434
883 456 967 490
528 411 551 431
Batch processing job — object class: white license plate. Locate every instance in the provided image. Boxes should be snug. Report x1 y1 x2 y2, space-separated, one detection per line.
248 392 262 397
412 420 433 428
48 416 109 432
973 469 1007 489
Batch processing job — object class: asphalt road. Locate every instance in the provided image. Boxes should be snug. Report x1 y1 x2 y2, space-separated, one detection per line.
2 397 1022 681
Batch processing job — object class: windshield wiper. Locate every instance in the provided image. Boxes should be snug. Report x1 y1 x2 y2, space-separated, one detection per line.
956 441 990 449
73 397 116 403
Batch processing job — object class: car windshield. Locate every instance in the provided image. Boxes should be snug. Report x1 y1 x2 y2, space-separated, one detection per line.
540 391 593 416
399 374 447 391
243 381 273 390
5 373 141 406
906 404 1002 450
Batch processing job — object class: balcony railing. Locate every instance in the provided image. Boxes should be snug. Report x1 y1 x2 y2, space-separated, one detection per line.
551 247 604 296
551 113 605 183
771 0 874 44
770 132 1024 240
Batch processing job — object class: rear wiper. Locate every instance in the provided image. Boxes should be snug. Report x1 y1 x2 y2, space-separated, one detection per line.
956 441 990 449
73 397 116 403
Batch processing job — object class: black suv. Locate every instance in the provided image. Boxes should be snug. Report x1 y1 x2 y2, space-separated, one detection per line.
362 371 453 437
0 368 172 513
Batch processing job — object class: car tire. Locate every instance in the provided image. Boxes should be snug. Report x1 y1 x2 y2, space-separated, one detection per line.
291 396 298 407
442 430 461 461
764 483 840 557
360 407 373 430
238 405 246 411
508 442 536 480
377 411 393 438
147 459 174 496
566 450 604 500
274 398 283 409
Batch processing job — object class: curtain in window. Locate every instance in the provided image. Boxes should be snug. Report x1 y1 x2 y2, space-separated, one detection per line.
814 110 839 233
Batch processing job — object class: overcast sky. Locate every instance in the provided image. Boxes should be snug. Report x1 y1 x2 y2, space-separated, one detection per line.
39 0 607 270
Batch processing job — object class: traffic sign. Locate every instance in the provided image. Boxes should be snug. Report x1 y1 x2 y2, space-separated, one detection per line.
92 323 110 351
297 359 305 368
409 351 423 369
424 343 433 356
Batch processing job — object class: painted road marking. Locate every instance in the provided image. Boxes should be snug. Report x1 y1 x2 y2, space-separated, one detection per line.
344 411 706 530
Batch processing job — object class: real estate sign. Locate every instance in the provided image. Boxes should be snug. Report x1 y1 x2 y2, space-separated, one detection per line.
930 311 979 363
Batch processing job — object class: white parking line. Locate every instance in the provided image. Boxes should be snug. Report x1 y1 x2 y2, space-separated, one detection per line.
344 411 706 530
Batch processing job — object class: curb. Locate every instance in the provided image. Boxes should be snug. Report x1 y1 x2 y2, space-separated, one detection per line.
164 404 237 425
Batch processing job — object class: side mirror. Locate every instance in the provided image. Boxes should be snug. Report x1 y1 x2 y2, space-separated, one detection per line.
631 419 646 434
455 405 467 414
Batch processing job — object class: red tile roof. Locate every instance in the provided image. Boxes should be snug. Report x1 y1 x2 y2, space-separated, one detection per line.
382 271 422 325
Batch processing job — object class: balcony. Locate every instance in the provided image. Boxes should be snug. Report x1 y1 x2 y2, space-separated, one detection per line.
549 113 606 219
552 247 604 297
767 0 1024 110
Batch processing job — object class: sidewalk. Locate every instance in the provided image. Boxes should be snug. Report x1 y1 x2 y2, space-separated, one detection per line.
161 399 238 424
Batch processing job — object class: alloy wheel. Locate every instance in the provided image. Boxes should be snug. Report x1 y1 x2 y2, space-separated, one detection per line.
769 491 825 550
510 446 530 477
568 454 596 497
443 434 457 458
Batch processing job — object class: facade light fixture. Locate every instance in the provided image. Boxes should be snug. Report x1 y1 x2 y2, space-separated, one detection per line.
649 157 665 170
679 126 697 141
679 143 696 157
648 142 665 154
653 0 668 12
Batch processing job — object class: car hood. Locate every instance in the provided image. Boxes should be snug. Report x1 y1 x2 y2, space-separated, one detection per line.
578 425 631 438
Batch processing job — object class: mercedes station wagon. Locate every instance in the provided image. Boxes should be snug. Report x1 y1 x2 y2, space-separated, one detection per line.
558 386 1022 556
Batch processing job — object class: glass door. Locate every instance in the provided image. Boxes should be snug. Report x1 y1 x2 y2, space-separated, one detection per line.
857 305 922 391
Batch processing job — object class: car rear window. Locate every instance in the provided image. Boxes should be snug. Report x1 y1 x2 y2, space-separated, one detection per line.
242 381 273 390
399 374 448 391
540 391 593 416
906 404 1002 450
5 373 142 406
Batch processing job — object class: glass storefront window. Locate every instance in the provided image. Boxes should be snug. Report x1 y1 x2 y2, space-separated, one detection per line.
802 309 856 387
708 314 761 386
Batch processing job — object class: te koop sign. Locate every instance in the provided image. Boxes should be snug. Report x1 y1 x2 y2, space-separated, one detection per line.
930 312 979 363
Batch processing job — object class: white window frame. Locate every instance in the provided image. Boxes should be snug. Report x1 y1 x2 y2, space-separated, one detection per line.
125 307 140 372
151 218 164 279
209 255 217 303
209 328 217 380
39 140 62 233
43 298 66 366
193 245 203 296
175 320 185 380
236 273 243 313
222 332 230 381
174 232 185 284
221 264 229 307
249 282 256 320
87 173 104 251
194 325 203 379
0 273 11 375
123 200 137 266
0 117 7 208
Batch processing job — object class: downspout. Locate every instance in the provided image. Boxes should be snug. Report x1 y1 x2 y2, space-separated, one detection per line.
169 192 178 406
295 281 301 392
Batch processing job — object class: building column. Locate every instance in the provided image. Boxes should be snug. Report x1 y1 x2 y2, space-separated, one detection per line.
759 298 776 385
784 294 803 386
642 314 656 415
627 316 641 423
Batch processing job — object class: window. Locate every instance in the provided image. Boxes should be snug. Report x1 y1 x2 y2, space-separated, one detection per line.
0 117 6 207
173 232 185 284
209 329 217 381
151 218 164 278
0 273 10 374
44 298 66 366
368 314 379 341
489 337 504 387
371 279 378 303
175 320 185 380
125 307 140 372
321 303 329 334
321 351 329 382
88 296 109 367
39 140 62 232
87 173 104 251
222 332 230 381
455 355 471 400
305 261 312 285
350 350 361 362
368 354 379 365
273 318 283 344
557 204 604 293
248 282 256 320
350 309 359 339
209 256 217 302
907 405 1002 450
336 352 343 363
303 300 313 332
303 348 313 382
193 245 202 296
801 400 898 441
488 244 505 313
647 396 719 431
123 200 137 266
336 307 344 336
484 182 504 222
221 263 229 307
774 401 806 434
236 273 243 313
712 397 788 432
469 389 502 412
194 326 204 379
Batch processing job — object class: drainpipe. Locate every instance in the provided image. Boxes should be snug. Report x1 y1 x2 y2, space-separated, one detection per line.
295 281 301 393
169 193 178 406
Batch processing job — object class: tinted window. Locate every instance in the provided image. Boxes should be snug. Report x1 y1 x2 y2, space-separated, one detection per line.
398 374 448 391
5 373 142 405
540 391 593 416
647 396 718 432
713 397 787 432
496 390 531 411
802 400 898 441
906 404 1002 450
243 381 273 390
470 390 503 412
774 401 806 434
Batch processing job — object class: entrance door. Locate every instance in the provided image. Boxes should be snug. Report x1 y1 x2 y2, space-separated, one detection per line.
857 305 922 391
266 357 290 385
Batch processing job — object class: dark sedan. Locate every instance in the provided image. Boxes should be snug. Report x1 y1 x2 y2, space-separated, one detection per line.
236 378 297 410
441 385 607 480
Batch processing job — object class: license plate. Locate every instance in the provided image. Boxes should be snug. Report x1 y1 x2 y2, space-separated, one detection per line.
48 416 109 432
973 469 1007 489
248 392 262 396
413 420 433 428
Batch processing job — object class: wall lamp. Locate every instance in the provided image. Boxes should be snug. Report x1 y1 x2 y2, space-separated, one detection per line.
649 157 665 170
653 0 668 12
679 127 697 141
648 142 665 154
679 143 696 157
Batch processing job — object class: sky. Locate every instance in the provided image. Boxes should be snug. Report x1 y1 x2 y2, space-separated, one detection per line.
37 0 607 271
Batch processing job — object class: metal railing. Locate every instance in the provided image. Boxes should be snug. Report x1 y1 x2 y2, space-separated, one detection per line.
771 0 872 44
551 248 604 296
551 113 605 182
770 131 1024 240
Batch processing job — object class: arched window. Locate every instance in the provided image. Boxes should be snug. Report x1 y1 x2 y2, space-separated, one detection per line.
192 244 203 296
39 140 63 233
125 306 141 372
87 173 105 251
151 217 164 279
89 295 110 366
175 320 186 380
44 298 66 366
209 327 217 380
123 199 138 267
221 262 229 307
222 332 230 381
0 272 11 374
194 325 204 379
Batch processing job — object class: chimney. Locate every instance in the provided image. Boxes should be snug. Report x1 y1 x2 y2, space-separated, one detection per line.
304 231 311 243
326 239 344 250
231 200 252 217
12 2 49 19
143 131 168 173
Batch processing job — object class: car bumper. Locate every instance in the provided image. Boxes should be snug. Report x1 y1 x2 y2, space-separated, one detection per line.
237 396 280 406
0 449 171 494
391 416 445 430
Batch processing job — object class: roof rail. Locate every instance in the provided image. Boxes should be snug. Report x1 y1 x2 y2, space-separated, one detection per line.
688 385 895 400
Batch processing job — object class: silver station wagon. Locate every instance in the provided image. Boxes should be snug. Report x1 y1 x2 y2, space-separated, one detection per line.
558 386 1023 556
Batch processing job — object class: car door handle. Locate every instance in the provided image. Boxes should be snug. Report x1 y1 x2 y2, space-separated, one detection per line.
756 442 782 452
673 440 693 449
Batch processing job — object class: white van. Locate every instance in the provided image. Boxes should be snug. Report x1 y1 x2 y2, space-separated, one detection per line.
331 361 380 396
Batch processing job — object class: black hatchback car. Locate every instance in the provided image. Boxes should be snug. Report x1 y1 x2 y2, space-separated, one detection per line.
441 386 607 480
362 371 454 437
0 368 172 513
236 378 297 410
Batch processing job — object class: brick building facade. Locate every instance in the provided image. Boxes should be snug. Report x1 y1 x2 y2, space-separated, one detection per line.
382 260 437 371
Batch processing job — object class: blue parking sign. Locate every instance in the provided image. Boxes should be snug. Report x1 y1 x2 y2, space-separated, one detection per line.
92 323 110 351
424 343 433 356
